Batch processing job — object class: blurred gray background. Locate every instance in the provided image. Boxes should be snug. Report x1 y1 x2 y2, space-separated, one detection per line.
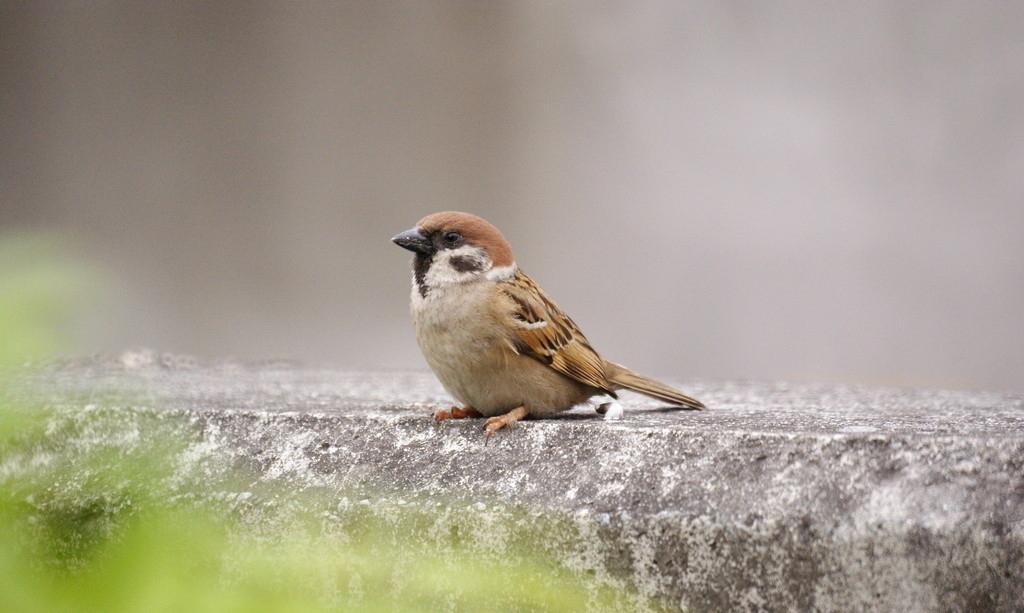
2 1 1022 392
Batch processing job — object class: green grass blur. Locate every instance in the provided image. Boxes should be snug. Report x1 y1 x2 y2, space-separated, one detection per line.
0 235 653 612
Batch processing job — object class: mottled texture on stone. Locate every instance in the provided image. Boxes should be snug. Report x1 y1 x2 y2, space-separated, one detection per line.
27 352 1024 611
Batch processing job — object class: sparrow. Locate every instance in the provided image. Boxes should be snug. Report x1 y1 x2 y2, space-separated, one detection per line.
392 211 704 436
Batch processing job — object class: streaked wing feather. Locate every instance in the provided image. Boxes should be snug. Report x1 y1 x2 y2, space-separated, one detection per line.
500 270 613 393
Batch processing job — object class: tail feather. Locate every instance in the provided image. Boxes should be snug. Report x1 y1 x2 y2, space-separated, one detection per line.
605 362 705 410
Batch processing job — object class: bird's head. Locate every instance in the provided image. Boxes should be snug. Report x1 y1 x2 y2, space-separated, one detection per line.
392 211 516 295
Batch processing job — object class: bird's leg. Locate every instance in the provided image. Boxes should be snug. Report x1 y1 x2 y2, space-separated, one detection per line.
484 406 529 437
433 406 482 421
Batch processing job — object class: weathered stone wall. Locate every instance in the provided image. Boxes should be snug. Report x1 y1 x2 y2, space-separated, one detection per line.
26 353 1024 611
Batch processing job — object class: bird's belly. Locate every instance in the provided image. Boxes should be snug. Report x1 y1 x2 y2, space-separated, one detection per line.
412 288 589 416
422 341 517 414
425 345 589 416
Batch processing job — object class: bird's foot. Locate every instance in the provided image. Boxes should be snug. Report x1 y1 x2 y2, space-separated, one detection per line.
484 406 528 437
433 406 482 421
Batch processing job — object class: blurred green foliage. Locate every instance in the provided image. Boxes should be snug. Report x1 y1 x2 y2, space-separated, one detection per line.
0 235 655 612
0 235 94 369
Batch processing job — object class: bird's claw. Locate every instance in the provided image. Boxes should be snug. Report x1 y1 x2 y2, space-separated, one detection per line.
482 406 527 438
434 406 481 421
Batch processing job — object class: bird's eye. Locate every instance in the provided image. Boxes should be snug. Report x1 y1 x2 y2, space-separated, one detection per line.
443 231 461 245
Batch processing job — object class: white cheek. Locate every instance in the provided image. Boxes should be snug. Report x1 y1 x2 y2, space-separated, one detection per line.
423 246 491 288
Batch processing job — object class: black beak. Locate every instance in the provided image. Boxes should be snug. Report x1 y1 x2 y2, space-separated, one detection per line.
391 227 434 255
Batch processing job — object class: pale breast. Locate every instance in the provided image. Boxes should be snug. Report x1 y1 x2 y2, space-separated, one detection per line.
410 280 590 415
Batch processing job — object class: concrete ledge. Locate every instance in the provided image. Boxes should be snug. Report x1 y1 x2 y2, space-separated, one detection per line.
28 353 1024 611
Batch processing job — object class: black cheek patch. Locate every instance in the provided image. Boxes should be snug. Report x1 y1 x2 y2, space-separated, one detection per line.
450 255 484 273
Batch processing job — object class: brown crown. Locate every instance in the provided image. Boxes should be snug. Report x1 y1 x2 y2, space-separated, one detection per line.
417 211 515 268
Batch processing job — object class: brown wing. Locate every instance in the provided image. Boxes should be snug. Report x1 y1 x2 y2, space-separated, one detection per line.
497 270 615 394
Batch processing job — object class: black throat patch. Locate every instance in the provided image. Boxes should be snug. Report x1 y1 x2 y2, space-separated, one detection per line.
413 253 432 298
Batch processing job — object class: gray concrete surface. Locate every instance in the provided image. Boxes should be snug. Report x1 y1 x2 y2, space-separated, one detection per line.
26 351 1024 611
